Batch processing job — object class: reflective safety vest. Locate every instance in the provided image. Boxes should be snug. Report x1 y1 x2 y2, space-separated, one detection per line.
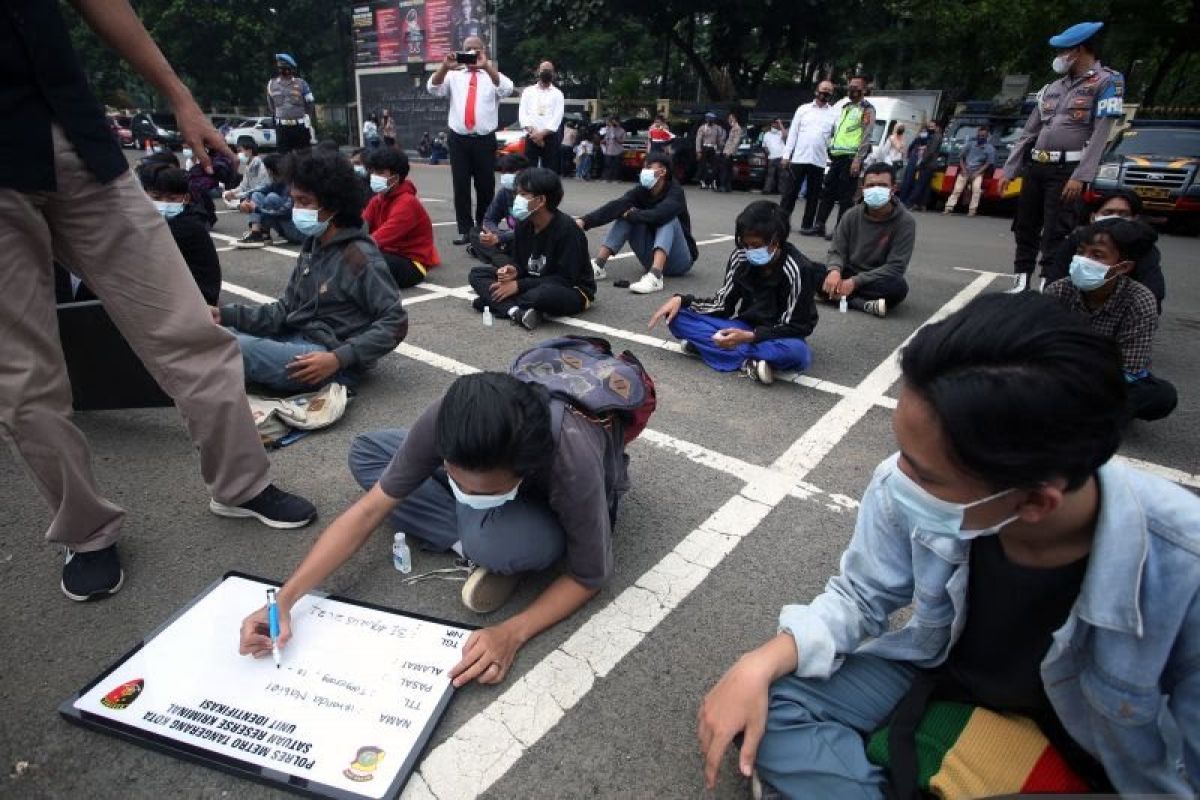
830 101 873 157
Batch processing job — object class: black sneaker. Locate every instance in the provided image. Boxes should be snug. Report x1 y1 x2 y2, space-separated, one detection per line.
517 307 543 331
471 296 486 312
235 230 268 248
209 484 317 529
452 234 470 246
62 544 124 602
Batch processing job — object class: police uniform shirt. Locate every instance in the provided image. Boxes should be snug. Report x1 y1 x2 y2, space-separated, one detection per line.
267 75 315 121
1002 63 1124 183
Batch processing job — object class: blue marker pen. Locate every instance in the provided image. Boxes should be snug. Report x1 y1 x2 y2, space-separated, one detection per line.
266 588 282 669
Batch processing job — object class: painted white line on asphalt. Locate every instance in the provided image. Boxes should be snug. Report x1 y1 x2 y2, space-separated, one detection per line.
1115 456 1200 490
432 221 458 227
953 266 1012 278
209 231 299 260
214 246 236 252
605 234 735 262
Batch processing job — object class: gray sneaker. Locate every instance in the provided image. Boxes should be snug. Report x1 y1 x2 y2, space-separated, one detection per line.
461 566 520 613
862 299 888 318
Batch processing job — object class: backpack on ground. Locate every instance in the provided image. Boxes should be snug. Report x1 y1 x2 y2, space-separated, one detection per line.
509 336 657 444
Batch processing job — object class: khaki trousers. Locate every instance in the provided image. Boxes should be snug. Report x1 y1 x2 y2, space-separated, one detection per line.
0 125 270 552
946 171 984 215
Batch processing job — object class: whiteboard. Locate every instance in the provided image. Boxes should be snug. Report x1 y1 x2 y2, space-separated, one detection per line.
60 573 474 799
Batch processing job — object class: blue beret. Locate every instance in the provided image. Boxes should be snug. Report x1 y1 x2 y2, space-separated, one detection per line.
1048 21 1103 48
275 53 298 68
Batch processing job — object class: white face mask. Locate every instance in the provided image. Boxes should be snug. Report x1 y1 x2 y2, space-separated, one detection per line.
1093 213 1126 223
1052 54 1073 75
154 201 185 219
500 173 516 190
448 474 521 510
862 186 892 209
639 169 659 189
886 458 1018 540
369 174 392 194
238 152 249 165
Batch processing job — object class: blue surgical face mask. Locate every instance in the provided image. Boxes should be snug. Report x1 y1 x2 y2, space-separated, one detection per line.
154 201 185 219
292 207 329 237
862 186 892 209
745 245 775 266
886 458 1017 540
353 164 367 177
1069 254 1114 291
447 474 521 510
238 152 249 165
511 194 536 221
500 173 516 190
639 169 659 189
369 174 391 194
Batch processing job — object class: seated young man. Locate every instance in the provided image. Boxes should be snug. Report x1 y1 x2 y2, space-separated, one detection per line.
648 200 819 385
222 141 270 205
363 147 440 288
1044 189 1166 312
135 161 222 305
235 154 304 248
698 292 1200 798
468 152 529 268
578 152 699 294
822 163 915 318
237 371 632 687
467 167 595 332
1044 218 1177 422
214 150 408 393
349 148 371 202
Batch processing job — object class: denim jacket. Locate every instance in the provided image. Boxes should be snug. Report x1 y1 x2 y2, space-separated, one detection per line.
779 454 1200 795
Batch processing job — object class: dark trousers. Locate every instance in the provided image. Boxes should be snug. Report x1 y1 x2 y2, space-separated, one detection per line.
1013 161 1079 277
698 147 718 186
275 123 310 153
718 153 734 191
468 266 588 317
382 252 426 288
448 131 497 235
1128 375 1178 421
834 268 909 307
468 227 512 268
763 158 781 194
602 153 622 181
815 155 856 229
900 165 935 209
524 132 561 172
782 163 826 230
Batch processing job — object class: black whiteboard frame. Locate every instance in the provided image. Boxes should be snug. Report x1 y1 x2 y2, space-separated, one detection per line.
59 571 478 799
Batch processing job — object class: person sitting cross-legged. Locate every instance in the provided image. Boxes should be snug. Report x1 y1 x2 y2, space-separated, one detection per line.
214 150 408 393
467 167 595 332
234 154 304 248
821 162 915 318
468 152 529 268
578 152 699 294
648 201 819 385
134 160 222 305
363 147 441 288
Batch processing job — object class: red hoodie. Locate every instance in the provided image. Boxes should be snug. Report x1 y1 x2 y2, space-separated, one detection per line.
363 179 440 270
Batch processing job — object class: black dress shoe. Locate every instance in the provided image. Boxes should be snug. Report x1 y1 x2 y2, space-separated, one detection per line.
452 234 470 246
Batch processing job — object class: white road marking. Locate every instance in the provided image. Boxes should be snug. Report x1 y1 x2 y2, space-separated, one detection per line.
605 234 734 262
1115 456 1200 489
432 221 458 227
209 231 299 260
214 246 236 252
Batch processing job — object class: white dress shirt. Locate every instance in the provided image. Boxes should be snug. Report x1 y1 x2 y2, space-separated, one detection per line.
763 129 787 160
427 66 514 135
518 83 564 135
783 101 838 166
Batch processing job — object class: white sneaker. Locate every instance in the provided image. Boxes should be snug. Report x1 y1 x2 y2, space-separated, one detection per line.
628 272 664 294
1005 273 1028 294
591 258 608 281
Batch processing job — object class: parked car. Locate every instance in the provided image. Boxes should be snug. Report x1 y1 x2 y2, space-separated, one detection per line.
1088 119 1200 233
495 121 525 158
730 125 768 190
106 115 134 148
929 100 1033 212
225 116 278 150
129 111 183 149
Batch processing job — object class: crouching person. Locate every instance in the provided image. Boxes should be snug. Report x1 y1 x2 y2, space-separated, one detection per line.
468 167 595 331
214 150 407 392
649 201 819 385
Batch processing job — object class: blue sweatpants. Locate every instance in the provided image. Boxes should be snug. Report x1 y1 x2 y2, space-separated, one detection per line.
668 308 812 372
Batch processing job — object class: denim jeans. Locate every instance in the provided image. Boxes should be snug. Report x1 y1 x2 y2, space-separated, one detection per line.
227 329 327 393
603 217 693 276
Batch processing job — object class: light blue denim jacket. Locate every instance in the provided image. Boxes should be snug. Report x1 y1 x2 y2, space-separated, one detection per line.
779 454 1200 795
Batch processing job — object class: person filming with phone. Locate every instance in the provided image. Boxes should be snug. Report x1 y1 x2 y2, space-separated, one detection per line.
427 36 513 246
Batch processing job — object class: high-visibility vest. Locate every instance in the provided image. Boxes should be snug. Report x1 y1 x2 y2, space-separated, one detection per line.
830 101 872 156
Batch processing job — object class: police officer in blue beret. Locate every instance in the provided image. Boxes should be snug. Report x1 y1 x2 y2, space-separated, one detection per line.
267 53 316 153
998 22 1125 293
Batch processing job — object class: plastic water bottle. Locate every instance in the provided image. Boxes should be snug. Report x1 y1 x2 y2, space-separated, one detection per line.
839 296 848 314
392 532 412 574
482 305 493 326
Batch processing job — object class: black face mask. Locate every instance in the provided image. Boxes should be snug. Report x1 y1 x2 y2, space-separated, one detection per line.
539 70 553 83
817 92 832 102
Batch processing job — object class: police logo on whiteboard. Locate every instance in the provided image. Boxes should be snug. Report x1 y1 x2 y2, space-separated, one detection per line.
343 745 385 782
100 678 144 710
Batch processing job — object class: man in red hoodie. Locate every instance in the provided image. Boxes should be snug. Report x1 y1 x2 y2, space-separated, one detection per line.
363 148 440 287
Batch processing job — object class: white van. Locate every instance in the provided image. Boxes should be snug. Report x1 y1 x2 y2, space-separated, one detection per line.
833 96 927 165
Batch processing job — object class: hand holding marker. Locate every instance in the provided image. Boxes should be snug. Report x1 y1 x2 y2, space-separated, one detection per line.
266 588 282 668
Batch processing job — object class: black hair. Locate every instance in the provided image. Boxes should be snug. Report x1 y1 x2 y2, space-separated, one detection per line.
900 292 1126 491
139 150 179 169
735 200 789 250
365 147 410 180
863 162 896 184
976 124 991 132
644 152 672 174
497 152 530 173
261 153 284 178
515 167 563 210
1094 187 1143 217
317 139 341 153
286 149 365 229
435 373 553 476
136 161 189 195
1078 218 1157 262
238 140 259 155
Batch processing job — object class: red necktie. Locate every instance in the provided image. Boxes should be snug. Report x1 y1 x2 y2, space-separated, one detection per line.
464 70 479 132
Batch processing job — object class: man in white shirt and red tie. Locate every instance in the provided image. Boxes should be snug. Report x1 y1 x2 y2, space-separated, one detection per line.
779 80 837 234
519 61 564 173
428 36 514 245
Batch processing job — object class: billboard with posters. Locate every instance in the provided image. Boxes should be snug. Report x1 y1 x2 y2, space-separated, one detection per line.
352 0 491 69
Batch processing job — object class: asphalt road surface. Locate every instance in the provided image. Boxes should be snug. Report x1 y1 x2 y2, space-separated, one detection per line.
3 160 1197 799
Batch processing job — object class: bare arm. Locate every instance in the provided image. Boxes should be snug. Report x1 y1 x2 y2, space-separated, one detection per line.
68 0 234 171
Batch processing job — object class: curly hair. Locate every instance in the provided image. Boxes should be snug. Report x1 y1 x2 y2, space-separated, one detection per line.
364 147 410 180
285 149 365 229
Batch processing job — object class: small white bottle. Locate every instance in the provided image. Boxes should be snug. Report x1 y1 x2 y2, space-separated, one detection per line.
392 532 412 574
839 296 848 314
482 305 493 326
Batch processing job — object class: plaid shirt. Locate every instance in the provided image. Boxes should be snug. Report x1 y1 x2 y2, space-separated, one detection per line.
1044 276 1158 374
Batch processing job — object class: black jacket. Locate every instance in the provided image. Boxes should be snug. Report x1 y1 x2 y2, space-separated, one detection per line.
580 180 699 261
168 205 222 304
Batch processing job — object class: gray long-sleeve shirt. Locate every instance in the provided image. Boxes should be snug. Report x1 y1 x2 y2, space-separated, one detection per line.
824 202 916 289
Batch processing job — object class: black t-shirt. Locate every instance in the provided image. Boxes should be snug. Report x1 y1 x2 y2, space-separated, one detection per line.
512 210 596 301
168 206 223 305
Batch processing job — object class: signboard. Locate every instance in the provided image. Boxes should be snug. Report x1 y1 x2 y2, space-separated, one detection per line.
352 0 491 68
61 573 474 799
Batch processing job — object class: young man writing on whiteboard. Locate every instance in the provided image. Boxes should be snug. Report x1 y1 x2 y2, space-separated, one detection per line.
238 372 629 687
